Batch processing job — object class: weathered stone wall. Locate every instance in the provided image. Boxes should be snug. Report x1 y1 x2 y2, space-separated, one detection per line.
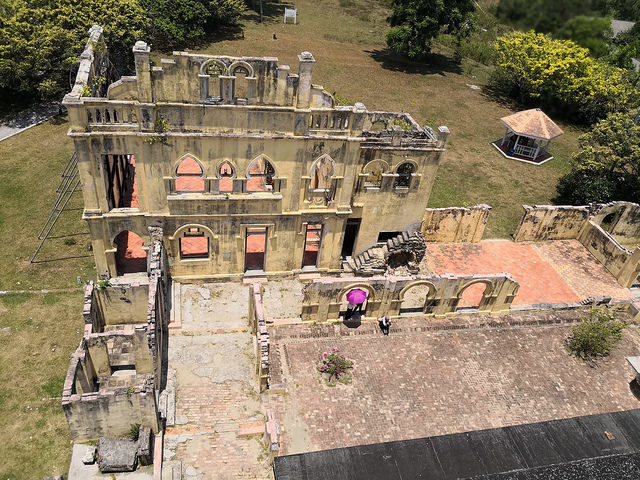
421 204 491 242
94 283 150 326
301 273 519 321
593 202 640 247
249 283 269 392
513 205 590 242
62 381 159 442
578 220 640 288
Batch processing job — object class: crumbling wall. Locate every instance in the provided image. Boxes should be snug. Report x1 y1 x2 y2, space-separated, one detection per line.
301 273 519 321
421 204 491 242
249 283 269 392
62 381 159 442
593 202 640 247
94 283 150 327
578 221 640 288
513 205 590 242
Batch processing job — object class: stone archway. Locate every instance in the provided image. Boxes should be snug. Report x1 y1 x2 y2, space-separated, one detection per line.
399 281 437 316
455 280 493 310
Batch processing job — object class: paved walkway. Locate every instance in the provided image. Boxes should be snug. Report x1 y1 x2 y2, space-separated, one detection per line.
268 314 640 455
163 282 271 480
423 239 631 306
0 103 61 141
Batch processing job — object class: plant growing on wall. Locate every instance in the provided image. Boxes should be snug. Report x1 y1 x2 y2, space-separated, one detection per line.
566 308 628 366
318 348 353 385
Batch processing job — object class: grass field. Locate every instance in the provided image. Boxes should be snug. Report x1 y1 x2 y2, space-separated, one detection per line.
0 0 584 476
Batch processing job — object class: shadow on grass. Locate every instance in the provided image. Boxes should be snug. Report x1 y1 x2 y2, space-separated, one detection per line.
31 254 93 264
366 48 463 76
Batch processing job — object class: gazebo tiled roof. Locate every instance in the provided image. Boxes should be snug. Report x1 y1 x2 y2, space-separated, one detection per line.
500 108 564 141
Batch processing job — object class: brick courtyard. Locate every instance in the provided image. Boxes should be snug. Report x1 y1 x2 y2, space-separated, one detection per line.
423 239 632 305
268 313 640 455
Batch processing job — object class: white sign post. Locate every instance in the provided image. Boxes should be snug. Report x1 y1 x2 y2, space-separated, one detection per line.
284 8 297 24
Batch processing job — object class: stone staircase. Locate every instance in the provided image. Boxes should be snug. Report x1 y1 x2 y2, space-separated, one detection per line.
345 231 426 276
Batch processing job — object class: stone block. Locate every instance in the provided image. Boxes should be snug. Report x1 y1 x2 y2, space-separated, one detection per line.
137 426 153 466
97 437 138 473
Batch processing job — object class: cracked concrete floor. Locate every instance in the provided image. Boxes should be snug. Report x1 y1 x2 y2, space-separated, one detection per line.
163 282 272 480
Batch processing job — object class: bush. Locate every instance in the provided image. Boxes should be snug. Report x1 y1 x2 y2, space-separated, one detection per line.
318 348 353 382
566 309 628 364
492 31 637 123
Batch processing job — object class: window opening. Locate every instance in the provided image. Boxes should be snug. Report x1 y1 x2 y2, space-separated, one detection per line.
400 284 433 316
233 65 249 101
114 230 146 275
206 63 224 100
363 160 386 188
395 162 415 188
245 227 267 271
179 227 209 259
175 156 205 193
104 154 138 210
302 224 322 267
218 161 234 193
247 157 276 192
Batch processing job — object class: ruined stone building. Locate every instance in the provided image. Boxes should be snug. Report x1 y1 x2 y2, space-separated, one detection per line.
63 25 449 281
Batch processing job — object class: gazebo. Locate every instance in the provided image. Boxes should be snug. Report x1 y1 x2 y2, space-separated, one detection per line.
492 108 563 165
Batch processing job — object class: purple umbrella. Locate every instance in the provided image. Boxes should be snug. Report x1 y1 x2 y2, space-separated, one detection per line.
346 289 367 305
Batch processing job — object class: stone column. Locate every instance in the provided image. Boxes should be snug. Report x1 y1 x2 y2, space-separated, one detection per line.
133 41 153 103
296 52 316 109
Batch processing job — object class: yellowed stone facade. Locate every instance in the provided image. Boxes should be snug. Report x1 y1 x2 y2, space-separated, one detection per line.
64 26 449 281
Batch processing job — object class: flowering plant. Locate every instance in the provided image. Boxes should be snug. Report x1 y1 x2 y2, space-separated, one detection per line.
318 348 353 382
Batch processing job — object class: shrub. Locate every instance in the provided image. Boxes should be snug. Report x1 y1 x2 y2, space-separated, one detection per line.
566 309 628 364
318 348 353 382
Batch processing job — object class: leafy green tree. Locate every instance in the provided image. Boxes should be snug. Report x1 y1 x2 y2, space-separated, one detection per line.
0 0 147 99
142 0 245 48
556 15 612 57
493 31 637 123
556 111 640 204
496 0 608 33
385 0 476 58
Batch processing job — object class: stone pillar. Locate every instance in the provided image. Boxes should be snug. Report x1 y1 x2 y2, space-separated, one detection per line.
437 126 450 149
220 76 234 103
276 65 290 105
296 52 316 109
133 41 153 103
246 77 258 104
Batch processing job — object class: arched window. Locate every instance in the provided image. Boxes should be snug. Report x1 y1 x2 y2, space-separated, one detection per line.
246 156 276 192
205 62 225 100
218 161 235 193
179 227 209 259
114 230 147 275
175 156 205 193
362 160 387 188
310 155 335 191
395 162 415 188
232 65 250 101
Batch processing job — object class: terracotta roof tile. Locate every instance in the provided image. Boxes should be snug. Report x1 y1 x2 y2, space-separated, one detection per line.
500 109 564 141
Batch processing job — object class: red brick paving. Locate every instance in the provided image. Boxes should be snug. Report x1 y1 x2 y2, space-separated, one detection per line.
532 240 632 301
423 240 624 306
269 319 640 455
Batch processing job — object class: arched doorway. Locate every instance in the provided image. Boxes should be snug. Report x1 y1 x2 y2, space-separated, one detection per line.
114 231 146 275
400 282 435 316
457 282 489 311
339 286 373 320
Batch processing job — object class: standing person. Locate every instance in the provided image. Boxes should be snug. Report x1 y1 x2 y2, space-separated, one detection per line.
345 302 355 320
379 315 391 336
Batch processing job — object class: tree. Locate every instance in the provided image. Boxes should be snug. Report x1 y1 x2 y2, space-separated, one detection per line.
556 15 612 57
0 0 147 99
492 31 637 123
385 0 476 59
556 111 640 204
141 0 245 48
